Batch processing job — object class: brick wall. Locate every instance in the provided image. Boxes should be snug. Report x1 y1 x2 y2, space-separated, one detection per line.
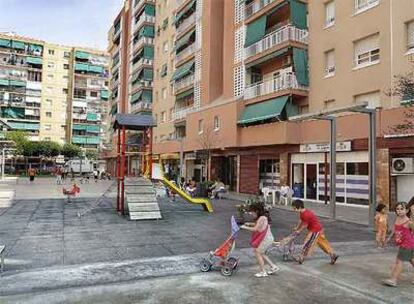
239 155 259 194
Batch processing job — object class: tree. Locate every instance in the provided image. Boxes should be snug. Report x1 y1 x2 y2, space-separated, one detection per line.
37 141 62 157
85 150 98 160
5 131 28 154
388 69 414 134
197 126 219 180
61 143 82 158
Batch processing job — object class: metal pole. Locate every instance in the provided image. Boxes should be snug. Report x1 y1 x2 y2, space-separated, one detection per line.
2 148 5 180
329 117 336 219
368 110 377 227
179 138 184 180
121 126 126 215
324 152 328 205
148 127 153 179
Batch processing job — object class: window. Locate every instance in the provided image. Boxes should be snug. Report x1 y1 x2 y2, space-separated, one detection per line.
407 20 414 52
63 51 71 58
169 108 174 120
198 119 204 134
163 41 168 53
47 74 54 79
354 91 380 108
161 111 166 123
63 75 69 80
354 34 380 67
154 114 158 124
47 62 55 68
28 71 42 82
62 88 68 94
63 64 69 69
325 49 335 76
46 112 52 118
48 49 55 55
346 162 368 175
355 0 379 14
162 88 167 100
214 116 220 130
90 91 98 97
45 99 53 107
325 1 335 28
324 99 335 109
44 124 51 131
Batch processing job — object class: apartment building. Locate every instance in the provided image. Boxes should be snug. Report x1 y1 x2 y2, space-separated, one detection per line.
0 33 109 150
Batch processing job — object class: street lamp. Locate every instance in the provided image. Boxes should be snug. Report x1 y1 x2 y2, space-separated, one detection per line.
2 148 16 180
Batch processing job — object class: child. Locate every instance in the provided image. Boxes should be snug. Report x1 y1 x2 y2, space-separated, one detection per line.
383 202 414 287
375 204 388 248
292 199 338 265
241 203 279 278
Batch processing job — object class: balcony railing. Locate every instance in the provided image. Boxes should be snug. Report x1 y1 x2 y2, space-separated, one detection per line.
245 0 276 19
131 79 153 90
173 74 194 93
176 13 196 36
172 106 196 121
244 25 308 60
175 43 195 64
244 73 307 100
134 0 155 13
130 101 152 113
135 14 156 32
131 58 153 73
133 37 154 54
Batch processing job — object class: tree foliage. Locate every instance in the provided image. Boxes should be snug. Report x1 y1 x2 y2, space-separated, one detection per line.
61 143 82 158
85 150 98 160
5 131 28 154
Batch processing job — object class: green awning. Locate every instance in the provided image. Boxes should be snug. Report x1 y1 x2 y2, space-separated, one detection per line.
131 90 143 103
285 99 299 117
11 40 25 50
75 62 89 72
87 113 98 121
245 14 267 47
86 125 100 133
110 104 118 115
293 48 309 86
29 44 43 53
175 29 195 51
72 124 87 131
142 90 152 102
26 57 43 65
9 80 26 87
75 51 90 59
101 90 109 99
176 88 194 100
238 96 289 125
0 39 11 48
72 137 87 144
138 25 155 38
160 64 168 77
144 4 155 16
86 137 100 144
0 79 9 86
246 47 289 69
143 45 154 59
142 68 153 80
290 0 307 30
88 65 104 74
1 107 25 119
9 122 40 130
171 60 194 81
175 0 196 25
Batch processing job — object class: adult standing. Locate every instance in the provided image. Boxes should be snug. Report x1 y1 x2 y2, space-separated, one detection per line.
27 167 36 183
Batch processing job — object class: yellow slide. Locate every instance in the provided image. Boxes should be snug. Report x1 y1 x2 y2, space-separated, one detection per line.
161 177 213 213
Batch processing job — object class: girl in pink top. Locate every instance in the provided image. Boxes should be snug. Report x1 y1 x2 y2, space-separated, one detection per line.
383 202 414 287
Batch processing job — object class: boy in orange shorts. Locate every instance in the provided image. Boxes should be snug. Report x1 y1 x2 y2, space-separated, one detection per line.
292 199 339 265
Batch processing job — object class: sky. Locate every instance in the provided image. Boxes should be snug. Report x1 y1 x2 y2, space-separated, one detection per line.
0 0 123 50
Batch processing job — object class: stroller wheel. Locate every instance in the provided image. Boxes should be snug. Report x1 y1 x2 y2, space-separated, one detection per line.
221 265 233 276
200 259 212 272
227 257 238 269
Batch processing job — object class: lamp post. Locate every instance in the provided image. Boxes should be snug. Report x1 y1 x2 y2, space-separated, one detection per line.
2 148 16 180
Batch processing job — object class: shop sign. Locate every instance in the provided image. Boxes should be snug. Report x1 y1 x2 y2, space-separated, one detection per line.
185 152 196 160
55 155 65 164
300 141 351 153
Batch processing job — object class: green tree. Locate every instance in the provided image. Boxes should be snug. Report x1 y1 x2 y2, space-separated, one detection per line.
5 131 28 154
37 141 62 157
85 150 98 160
389 70 414 133
61 143 82 158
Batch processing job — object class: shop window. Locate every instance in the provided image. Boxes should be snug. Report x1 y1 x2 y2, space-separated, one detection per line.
259 159 279 189
346 162 368 175
291 163 304 198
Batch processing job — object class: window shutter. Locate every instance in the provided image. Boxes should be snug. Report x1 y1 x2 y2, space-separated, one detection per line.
408 21 414 49
354 34 379 56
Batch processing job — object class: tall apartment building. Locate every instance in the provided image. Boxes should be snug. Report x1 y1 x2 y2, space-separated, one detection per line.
0 33 109 150
111 0 413 206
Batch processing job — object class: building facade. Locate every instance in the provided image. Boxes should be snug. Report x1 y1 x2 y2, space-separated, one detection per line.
0 33 109 150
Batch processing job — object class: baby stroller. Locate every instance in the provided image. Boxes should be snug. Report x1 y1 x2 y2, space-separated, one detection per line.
62 184 80 203
200 216 240 276
267 231 300 261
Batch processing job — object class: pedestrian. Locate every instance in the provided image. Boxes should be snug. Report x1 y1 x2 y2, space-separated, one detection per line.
93 169 99 182
292 199 339 265
70 168 75 180
375 203 388 248
27 167 36 183
383 202 414 287
241 203 279 278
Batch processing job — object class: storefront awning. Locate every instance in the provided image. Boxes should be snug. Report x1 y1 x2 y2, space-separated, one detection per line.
238 96 289 125
171 60 194 81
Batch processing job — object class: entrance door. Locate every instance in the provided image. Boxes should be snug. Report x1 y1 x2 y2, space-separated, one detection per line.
306 164 317 200
222 156 237 191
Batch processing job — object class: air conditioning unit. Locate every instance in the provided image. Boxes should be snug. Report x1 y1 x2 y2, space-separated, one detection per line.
392 158 414 174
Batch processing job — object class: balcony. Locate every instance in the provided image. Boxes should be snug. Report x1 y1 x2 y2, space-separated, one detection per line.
131 58 153 73
244 25 308 60
131 79 153 91
173 74 194 93
245 0 277 19
133 37 154 54
176 14 196 37
172 106 196 121
135 14 155 33
175 43 195 65
244 72 307 100
176 0 188 7
130 101 152 113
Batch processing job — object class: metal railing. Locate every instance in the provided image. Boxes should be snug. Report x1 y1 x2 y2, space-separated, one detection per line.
131 58 153 73
245 0 276 19
176 13 196 36
135 14 155 32
131 101 152 113
244 73 308 100
172 106 196 121
244 25 308 60
133 37 154 54
175 43 195 64
173 74 194 93
134 0 155 13
131 80 153 90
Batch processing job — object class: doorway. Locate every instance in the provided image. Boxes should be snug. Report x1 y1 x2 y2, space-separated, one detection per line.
306 164 317 199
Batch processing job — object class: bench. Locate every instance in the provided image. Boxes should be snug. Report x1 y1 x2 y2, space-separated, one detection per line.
0 245 5 272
